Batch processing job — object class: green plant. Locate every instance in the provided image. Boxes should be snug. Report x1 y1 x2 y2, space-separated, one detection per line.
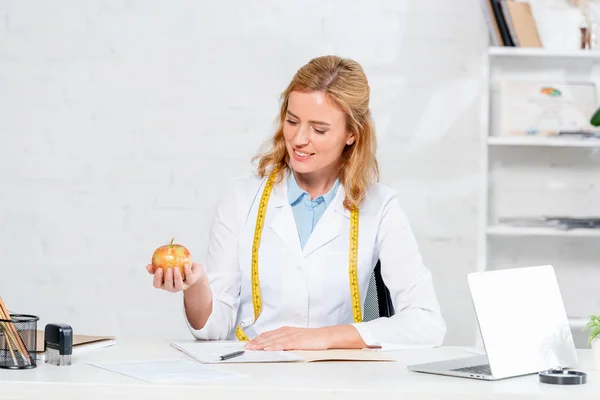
591 108 600 127
583 315 600 345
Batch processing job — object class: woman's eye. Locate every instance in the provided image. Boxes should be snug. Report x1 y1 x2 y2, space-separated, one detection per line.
286 119 298 126
313 128 327 134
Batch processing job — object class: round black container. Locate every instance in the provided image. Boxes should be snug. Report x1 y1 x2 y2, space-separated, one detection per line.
0 314 39 369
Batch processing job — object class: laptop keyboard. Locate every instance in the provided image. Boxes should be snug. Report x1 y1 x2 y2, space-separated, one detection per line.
451 364 492 375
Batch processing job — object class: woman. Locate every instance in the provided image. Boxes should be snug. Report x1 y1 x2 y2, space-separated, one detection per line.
147 55 446 351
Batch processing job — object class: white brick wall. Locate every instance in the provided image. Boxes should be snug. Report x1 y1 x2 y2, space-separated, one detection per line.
0 0 488 344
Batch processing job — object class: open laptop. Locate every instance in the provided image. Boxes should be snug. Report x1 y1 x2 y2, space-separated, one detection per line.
408 265 578 380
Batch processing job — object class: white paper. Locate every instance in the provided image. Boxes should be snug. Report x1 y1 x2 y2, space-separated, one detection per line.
88 359 246 384
171 341 304 363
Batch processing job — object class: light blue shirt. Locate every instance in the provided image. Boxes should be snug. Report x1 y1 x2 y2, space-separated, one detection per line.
287 173 340 249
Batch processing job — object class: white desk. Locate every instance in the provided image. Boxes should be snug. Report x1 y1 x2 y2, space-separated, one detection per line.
0 341 598 400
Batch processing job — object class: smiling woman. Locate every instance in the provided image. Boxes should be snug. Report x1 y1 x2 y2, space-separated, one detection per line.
147 55 447 351
282 91 354 198
255 56 377 211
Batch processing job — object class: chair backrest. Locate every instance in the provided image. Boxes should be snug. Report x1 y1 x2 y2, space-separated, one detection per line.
362 260 395 321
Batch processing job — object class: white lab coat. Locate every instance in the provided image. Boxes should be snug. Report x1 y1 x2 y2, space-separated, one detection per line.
187 173 446 350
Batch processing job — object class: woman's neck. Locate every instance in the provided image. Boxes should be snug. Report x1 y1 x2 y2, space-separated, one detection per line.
292 166 339 200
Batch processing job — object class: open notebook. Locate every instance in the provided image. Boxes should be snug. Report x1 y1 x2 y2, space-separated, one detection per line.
171 340 395 364
34 330 117 360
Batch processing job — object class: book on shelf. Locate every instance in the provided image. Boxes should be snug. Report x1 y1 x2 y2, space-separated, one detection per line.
491 0 515 46
481 0 505 46
33 330 117 361
502 0 542 47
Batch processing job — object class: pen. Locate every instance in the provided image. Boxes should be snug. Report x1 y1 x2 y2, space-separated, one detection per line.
219 350 245 361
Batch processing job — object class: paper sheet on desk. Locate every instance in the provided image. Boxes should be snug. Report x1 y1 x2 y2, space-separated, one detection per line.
88 359 246 384
171 341 395 363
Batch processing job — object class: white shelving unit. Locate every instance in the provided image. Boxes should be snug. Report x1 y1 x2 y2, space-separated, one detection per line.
478 46 600 348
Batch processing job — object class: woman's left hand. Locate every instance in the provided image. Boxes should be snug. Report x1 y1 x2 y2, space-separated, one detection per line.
245 327 332 351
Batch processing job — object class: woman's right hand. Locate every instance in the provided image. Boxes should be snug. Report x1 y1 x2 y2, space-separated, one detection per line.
146 263 206 293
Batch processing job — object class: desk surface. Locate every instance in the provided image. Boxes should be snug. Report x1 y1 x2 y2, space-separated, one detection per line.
0 340 598 400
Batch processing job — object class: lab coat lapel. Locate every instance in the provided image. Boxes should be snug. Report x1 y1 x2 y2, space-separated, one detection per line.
302 185 349 258
268 177 303 254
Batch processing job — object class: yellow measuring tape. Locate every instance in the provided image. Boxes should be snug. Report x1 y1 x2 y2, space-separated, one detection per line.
236 169 361 341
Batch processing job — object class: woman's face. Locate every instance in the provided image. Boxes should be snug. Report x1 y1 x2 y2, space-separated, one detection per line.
283 90 354 177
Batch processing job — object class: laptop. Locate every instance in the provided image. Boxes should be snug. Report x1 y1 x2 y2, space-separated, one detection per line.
408 265 579 380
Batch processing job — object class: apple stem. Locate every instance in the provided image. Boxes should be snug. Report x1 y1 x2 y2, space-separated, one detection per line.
169 237 174 248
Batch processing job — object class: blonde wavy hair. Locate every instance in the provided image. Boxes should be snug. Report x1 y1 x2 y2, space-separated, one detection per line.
254 55 379 210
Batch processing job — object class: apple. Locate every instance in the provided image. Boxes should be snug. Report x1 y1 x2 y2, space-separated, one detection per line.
152 238 191 280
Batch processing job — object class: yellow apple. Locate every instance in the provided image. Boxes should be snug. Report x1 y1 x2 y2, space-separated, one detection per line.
151 238 191 280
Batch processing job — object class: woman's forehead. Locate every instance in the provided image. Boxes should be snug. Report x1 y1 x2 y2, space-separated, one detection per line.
287 91 345 123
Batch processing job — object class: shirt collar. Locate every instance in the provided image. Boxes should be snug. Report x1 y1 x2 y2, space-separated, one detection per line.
287 172 340 206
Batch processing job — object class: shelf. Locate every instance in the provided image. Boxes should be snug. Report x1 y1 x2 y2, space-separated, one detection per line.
488 47 600 60
488 136 600 148
568 317 590 330
487 225 600 238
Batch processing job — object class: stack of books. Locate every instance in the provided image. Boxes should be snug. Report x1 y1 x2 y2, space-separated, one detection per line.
480 0 543 47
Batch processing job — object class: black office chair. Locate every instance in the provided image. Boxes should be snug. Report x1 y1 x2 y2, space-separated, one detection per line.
363 260 394 321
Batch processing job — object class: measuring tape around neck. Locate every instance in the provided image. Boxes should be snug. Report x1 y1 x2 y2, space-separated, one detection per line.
236 169 361 341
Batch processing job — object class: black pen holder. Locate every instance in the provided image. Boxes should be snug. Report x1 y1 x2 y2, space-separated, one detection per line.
0 314 39 369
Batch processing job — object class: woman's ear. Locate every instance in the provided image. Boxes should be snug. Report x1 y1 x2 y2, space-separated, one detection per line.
346 133 356 146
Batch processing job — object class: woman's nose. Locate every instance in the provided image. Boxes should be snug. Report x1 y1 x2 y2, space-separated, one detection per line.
292 125 310 146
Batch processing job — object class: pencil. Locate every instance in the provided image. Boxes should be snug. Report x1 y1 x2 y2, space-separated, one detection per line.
0 297 32 365
0 323 18 365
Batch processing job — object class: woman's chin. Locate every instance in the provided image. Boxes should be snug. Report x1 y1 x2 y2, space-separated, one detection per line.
290 162 316 174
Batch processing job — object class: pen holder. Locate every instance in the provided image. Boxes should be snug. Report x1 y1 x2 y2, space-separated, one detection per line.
0 314 39 369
